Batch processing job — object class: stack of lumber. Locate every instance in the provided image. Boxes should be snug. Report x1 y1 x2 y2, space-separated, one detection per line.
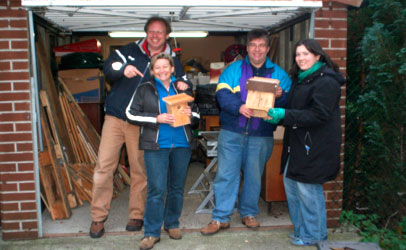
36 37 130 220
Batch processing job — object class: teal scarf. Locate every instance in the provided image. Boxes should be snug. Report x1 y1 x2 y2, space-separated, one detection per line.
298 61 325 83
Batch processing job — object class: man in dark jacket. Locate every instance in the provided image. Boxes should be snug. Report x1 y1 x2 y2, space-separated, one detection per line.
89 16 190 238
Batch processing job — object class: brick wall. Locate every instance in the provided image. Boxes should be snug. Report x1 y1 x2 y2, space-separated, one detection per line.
316 0 348 228
0 0 38 240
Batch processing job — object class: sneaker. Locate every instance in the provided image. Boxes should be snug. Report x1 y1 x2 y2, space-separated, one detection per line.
139 236 160 250
200 220 230 235
289 232 299 240
89 221 105 238
126 219 143 231
290 238 316 246
242 216 260 228
165 228 182 240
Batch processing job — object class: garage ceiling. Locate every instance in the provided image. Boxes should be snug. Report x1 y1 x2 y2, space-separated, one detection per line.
22 1 322 33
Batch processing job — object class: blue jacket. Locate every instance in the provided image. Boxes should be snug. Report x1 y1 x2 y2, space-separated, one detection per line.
216 56 291 136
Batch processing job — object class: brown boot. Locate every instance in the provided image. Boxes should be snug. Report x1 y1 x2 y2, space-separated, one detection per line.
89 221 105 238
126 219 143 231
242 216 260 228
166 228 182 240
200 220 230 235
139 236 160 250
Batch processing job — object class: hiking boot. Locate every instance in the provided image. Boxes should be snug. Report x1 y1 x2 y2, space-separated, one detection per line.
242 216 260 228
200 220 230 235
165 228 182 240
126 219 143 231
139 236 160 250
89 221 104 238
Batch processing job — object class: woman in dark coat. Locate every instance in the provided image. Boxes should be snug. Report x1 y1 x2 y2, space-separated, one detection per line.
266 39 345 246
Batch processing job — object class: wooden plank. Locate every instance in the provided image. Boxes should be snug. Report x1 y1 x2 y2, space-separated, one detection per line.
40 91 78 209
36 35 75 163
39 112 71 219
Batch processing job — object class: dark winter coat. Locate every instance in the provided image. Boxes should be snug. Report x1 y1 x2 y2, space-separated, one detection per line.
280 65 345 184
103 39 189 121
125 78 199 150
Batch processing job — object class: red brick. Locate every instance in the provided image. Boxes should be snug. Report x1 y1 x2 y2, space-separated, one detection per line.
327 219 340 228
0 152 33 162
2 173 35 182
12 61 29 70
13 82 30 90
316 39 329 48
327 190 343 201
323 181 343 190
17 142 32 152
11 40 28 49
1 192 36 202
14 102 30 111
19 182 35 191
0 112 31 122
316 9 347 19
1 30 28 39
326 200 342 209
2 222 20 230
1 202 19 210
315 19 330 28
331 39 347 48
2 211 37 220
0 163 17 172
0 132 32 142
18 163 34 171
2 231 38 240
327 209 341 218
0 19 9 28
0 10 27 18
0 71 30 81
23 221 38 230
0 61 11 71
0 51 29 60
0 123 14 132
0 82 12 91
1 183 18 191
0 143 15 152
315 29 347 39
10 19 27 28
0 103 13 111
10 0 23 8
21 202 37 210
0 40 9 49
16 123 31 131
325 49 347 59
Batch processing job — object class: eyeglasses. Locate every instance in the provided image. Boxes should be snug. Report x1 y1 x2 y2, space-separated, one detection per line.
147 30 165 35
248 43 268 49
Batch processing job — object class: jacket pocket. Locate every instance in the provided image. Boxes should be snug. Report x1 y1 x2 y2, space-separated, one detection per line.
304 131 313 156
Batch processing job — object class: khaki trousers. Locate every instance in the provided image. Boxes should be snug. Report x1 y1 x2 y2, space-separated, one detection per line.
90 115 146 222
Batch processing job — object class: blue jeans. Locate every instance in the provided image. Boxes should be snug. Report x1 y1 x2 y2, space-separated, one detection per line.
212 129 274 222
283 161 328 244
143 147 192 238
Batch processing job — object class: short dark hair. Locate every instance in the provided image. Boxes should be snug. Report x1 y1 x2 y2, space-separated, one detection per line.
144 16 172 34
290 39 340 80
247 29 270 47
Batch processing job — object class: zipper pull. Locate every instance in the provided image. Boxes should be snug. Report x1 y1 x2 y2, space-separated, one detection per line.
305 145 310 155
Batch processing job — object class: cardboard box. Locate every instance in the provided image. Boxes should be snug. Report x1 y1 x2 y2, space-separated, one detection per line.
58 69 104 103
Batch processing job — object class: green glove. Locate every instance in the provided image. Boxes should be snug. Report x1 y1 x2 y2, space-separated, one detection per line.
264 108 285 124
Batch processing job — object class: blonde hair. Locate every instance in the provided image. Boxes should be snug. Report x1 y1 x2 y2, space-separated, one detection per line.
150 53 174 75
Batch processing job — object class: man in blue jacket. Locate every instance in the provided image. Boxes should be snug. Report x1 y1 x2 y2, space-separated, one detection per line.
90 16 190 238
201 29 291 235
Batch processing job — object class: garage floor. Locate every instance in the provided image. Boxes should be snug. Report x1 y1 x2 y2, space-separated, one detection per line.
42 162 291 236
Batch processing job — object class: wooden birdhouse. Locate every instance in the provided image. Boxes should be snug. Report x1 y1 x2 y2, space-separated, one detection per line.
245 76 280 118
162 93 194 127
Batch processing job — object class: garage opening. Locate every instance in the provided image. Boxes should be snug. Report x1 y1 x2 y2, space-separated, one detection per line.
22 1 321 236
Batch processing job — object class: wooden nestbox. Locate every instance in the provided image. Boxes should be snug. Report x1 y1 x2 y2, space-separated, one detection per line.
162 93 194 127
245 76 280 118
